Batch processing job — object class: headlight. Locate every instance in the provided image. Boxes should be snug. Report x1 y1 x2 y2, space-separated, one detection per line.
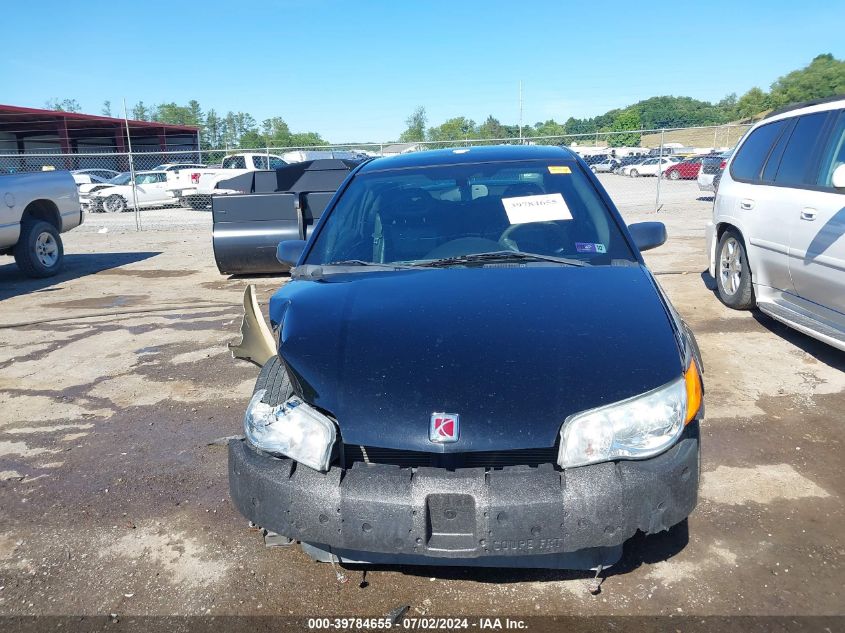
558 360 701 469
243 389 336 472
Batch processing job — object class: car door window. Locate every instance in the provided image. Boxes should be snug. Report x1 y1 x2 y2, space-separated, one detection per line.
268 157 286 169
761 119 795 183
223 156 246 169
774 112 830 187
731 120 787 182
816 111 845 190
252 156 268 169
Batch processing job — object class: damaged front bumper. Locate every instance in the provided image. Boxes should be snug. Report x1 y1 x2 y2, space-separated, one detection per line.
228 422 699 569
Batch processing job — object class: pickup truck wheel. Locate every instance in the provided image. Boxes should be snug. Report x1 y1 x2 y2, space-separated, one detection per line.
103 194 126 213
254 355 294 405
716 229 754 310
14 220 64 278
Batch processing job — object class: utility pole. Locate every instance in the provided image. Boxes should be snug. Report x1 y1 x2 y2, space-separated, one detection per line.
518 81 523 144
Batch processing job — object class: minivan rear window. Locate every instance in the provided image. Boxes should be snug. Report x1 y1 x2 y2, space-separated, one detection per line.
774 112 829 186
730 120 787 182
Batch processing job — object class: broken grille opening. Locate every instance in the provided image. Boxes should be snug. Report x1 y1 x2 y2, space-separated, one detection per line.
339 443 560 470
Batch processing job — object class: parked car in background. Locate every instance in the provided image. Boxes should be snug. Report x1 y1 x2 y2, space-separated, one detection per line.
589 158 620 173
623 156 681 177
706 97 845 350
0 171 82 277
166 152 287 209
151 163 206 172
613 155 649 174
71 168 120 186
698 151 732 193
228 145 703 571
663 156 708 180
85 171 176 213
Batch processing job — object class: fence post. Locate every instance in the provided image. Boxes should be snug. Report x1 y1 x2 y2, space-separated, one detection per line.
654 128 666 212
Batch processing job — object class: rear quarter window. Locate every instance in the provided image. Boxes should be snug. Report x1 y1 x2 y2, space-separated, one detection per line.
774 112 830 187
730 120 787 182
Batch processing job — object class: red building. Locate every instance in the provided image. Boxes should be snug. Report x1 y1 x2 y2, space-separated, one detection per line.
0 104 199 171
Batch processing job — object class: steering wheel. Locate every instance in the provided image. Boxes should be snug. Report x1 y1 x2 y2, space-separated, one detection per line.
498 222 569 253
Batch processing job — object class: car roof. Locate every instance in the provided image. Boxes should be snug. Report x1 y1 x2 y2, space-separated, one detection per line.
757 95 845 128
359 144 580 173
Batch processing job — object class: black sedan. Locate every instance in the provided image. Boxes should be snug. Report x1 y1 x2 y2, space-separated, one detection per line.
228 145 703 571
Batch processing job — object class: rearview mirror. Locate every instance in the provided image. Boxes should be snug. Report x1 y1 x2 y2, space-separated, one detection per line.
832 164 845 189
628 222 667 252
277 240 307 267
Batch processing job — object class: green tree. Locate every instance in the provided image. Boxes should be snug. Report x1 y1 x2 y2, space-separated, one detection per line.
204 109 224 149
533 119 566 138
399 106 427 142
769 53 845 108
289 132 326 147
735 87 770 120
101 100 112 117
239 130 265 149
262 117 292 147
154 102 194 125
44 98 81 113
427 117 476 144
131 101 150 121
186 100 204 127
607 110 642 147
477 115 506 139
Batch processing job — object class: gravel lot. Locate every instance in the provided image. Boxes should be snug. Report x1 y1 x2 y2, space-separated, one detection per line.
0 175 842 621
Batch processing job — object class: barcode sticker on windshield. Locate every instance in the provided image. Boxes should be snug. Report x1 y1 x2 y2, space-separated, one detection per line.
502 193 573 224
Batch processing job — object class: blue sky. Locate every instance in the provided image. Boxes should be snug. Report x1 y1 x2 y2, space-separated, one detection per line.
2 0 843 142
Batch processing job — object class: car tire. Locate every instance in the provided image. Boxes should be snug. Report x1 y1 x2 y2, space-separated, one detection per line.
13 220 64 278
590 166 597 173
254 355 294 405
669 170 680 180
630 169 639 178
103 194 126 213
716 229 754 310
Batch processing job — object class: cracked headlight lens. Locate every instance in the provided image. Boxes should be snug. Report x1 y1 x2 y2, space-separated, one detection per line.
244 389 336 472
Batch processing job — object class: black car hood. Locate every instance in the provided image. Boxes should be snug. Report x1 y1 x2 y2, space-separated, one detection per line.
269 266 683 452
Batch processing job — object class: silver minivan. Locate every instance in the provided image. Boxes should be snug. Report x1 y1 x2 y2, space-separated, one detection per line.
706 96 845 350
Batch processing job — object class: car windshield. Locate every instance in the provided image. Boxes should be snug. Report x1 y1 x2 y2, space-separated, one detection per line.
305 159 637 267
107 173 131 185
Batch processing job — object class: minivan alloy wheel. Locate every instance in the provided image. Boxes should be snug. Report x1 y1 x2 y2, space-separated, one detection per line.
719 237 743 296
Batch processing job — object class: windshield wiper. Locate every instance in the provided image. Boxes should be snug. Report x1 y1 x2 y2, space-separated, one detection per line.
292 260 418 280
412 251 590 268
325 259 418 269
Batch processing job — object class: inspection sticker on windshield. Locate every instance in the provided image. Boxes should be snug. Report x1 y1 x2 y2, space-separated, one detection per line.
502 193 573 224
547 165 571 174
575 242 607 254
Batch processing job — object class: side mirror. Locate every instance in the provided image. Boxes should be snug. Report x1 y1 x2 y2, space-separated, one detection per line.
628 221 667 252
277 240 307 267
832 163 845 189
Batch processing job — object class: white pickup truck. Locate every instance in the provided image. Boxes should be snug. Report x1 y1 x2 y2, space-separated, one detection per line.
0 171 82 277
166 152 287 209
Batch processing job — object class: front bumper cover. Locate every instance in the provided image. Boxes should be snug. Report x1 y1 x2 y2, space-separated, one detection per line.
229 422 699 563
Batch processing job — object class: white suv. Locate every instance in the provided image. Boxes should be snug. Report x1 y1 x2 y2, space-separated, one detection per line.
706 96 845 350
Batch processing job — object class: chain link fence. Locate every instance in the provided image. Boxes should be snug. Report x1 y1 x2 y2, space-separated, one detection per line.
0 123 752 225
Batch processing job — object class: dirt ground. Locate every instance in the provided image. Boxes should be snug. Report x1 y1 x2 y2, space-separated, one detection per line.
0 177 842 620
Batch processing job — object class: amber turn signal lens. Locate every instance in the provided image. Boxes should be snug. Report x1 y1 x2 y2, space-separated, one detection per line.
684 358 702 424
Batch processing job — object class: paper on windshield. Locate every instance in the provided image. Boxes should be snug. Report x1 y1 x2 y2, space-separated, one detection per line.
501 193 573 224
